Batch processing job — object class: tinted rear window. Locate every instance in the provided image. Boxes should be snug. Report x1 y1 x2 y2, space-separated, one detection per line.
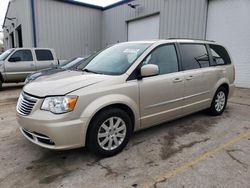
180 44 209 70
209 44 231 65
35 50 54 61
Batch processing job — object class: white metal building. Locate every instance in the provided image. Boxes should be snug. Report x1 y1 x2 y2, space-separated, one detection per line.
2 0 250 88
206 0 250 88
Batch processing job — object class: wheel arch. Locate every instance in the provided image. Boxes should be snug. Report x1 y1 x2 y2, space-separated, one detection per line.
213 78 230 96
210 79 230 107
209 81 229 116
85 103 136 146
219 83 229 94
80 94 140 146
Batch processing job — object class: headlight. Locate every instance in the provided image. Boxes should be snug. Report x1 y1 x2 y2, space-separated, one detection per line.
41 96 78 114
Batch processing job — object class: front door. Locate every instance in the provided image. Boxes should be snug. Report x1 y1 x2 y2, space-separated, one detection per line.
139 44 184 128
5 49 36 82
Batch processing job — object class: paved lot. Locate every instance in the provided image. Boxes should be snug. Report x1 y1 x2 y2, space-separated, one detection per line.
0 84 250 188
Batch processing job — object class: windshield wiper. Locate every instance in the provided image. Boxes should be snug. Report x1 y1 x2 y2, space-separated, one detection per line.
82 68 100 74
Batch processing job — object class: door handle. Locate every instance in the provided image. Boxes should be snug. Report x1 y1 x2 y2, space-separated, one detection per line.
173 78 183 83
186 75 194 80
30 63 35 67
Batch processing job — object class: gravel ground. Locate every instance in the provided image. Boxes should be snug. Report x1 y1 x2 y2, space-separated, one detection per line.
0 84 250 188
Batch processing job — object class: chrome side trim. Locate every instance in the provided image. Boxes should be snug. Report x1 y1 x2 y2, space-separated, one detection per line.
145 91 210 109
141 98 210 121
146 98 183 109
141 106 183 120
183 91 210 100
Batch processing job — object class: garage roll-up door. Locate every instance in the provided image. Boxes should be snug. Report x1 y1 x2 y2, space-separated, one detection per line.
128 15 160 41
206 0 250 88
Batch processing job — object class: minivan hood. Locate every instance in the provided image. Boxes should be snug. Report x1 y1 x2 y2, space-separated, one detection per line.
27 67 61 82
23 70 114 97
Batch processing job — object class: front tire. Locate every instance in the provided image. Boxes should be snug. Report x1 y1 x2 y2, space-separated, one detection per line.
0 80 2 91
87 108 132 157
208 87 228 116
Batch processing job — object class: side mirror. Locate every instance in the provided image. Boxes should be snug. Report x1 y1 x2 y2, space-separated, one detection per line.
140 64 159 78
9 57 21 62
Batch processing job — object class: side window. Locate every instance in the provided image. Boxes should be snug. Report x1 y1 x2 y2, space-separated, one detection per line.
180 44 209 70
35 50 54 61
10 50 33 61
209 44 231 65
142 44 179 75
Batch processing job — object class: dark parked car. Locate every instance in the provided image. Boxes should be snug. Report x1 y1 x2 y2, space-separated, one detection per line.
25 57 87 84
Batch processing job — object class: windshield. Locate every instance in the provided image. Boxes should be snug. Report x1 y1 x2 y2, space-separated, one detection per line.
61 58 85 69
0 49 15 61
82 43 152 75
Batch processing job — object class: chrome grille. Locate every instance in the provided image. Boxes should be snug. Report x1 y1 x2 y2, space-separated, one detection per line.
17 93 38 116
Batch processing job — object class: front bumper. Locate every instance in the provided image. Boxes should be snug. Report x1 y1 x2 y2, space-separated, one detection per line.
16 113 88 150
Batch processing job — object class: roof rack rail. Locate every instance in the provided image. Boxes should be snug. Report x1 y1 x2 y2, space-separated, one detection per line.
168 38 215 42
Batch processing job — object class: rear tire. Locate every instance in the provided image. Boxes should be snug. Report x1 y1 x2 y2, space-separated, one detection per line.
87 108 132 157
208 87 228 116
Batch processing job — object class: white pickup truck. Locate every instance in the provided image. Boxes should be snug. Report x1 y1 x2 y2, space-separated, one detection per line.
0 48 59 90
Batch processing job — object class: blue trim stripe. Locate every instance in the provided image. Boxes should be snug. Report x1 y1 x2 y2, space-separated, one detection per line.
31 0 37 47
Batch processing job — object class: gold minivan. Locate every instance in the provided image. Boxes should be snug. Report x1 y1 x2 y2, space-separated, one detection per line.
16 39 235 156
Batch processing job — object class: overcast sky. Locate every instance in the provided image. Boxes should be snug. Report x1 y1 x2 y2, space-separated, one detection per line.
0 0 121 31
0 0 9 31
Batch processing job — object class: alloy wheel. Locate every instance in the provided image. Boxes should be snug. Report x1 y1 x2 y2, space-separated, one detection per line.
97 117 127 151
215 91 226 112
